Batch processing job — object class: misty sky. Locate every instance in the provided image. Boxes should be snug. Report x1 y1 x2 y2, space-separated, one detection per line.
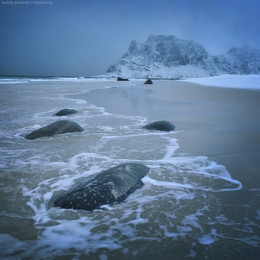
0 0 260 76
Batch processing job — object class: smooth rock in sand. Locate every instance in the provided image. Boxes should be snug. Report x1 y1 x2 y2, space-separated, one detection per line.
25 120 84 140
55 109 77 116
52 163 149 211
117 77 129 81
143 120 175 132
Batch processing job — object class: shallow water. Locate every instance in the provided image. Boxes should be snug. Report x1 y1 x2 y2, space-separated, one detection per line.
0 79 259 259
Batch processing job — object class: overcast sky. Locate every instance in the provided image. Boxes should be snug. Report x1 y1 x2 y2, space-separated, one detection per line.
0 0 260 76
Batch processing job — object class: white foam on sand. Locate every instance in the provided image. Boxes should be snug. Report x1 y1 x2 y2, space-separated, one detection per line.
183 74 260 90
0 77 115 85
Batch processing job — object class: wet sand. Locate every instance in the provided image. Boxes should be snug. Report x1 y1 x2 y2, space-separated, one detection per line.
79 81 260 258
1 79 259 259
81 80 260 190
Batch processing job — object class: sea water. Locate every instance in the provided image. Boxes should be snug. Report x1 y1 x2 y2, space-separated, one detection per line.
0 78 258 259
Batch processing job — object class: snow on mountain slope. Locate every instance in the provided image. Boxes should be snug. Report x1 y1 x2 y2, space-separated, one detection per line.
106 35 260 79
215 46 260 75
183 74 260 90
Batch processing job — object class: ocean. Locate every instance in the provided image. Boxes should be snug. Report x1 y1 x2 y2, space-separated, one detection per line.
0 77 259 259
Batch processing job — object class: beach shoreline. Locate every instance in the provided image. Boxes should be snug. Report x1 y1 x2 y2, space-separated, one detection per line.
1 78 260 258
73 80 260 256
74 80 260 190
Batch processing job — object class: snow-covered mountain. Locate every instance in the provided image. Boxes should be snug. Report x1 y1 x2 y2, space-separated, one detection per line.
106 35 260 79
214 46 260 75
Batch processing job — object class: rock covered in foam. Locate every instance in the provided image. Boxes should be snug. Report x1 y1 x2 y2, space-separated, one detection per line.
143 120 175 132
52 163 150 210
25 120 84 140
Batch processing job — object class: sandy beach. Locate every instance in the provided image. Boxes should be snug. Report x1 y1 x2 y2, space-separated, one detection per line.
1 78 260 259
82 80 260 188
80 80 260 258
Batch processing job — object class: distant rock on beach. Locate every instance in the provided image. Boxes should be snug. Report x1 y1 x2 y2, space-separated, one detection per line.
144 79 153 84
143 120 175 132
25 120 84 140
117 77 129 81
54 109 77 116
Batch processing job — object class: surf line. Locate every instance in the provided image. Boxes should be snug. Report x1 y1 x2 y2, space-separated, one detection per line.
142 175 242 192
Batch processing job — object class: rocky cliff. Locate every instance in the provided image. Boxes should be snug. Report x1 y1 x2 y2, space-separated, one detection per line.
107 35 260 78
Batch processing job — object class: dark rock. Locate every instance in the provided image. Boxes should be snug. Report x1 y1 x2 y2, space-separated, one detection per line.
25 120 84 140
117 77 129 81
144 79 153 84
55 109 77 116
143 120 175 132
52 163 149 211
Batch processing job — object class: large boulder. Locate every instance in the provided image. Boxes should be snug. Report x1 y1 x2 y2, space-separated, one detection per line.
52 163 149 210
54 109 77 116
143 120 175 132
25 120 84 140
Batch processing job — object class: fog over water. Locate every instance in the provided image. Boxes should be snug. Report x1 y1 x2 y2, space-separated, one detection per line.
0 0 260 76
